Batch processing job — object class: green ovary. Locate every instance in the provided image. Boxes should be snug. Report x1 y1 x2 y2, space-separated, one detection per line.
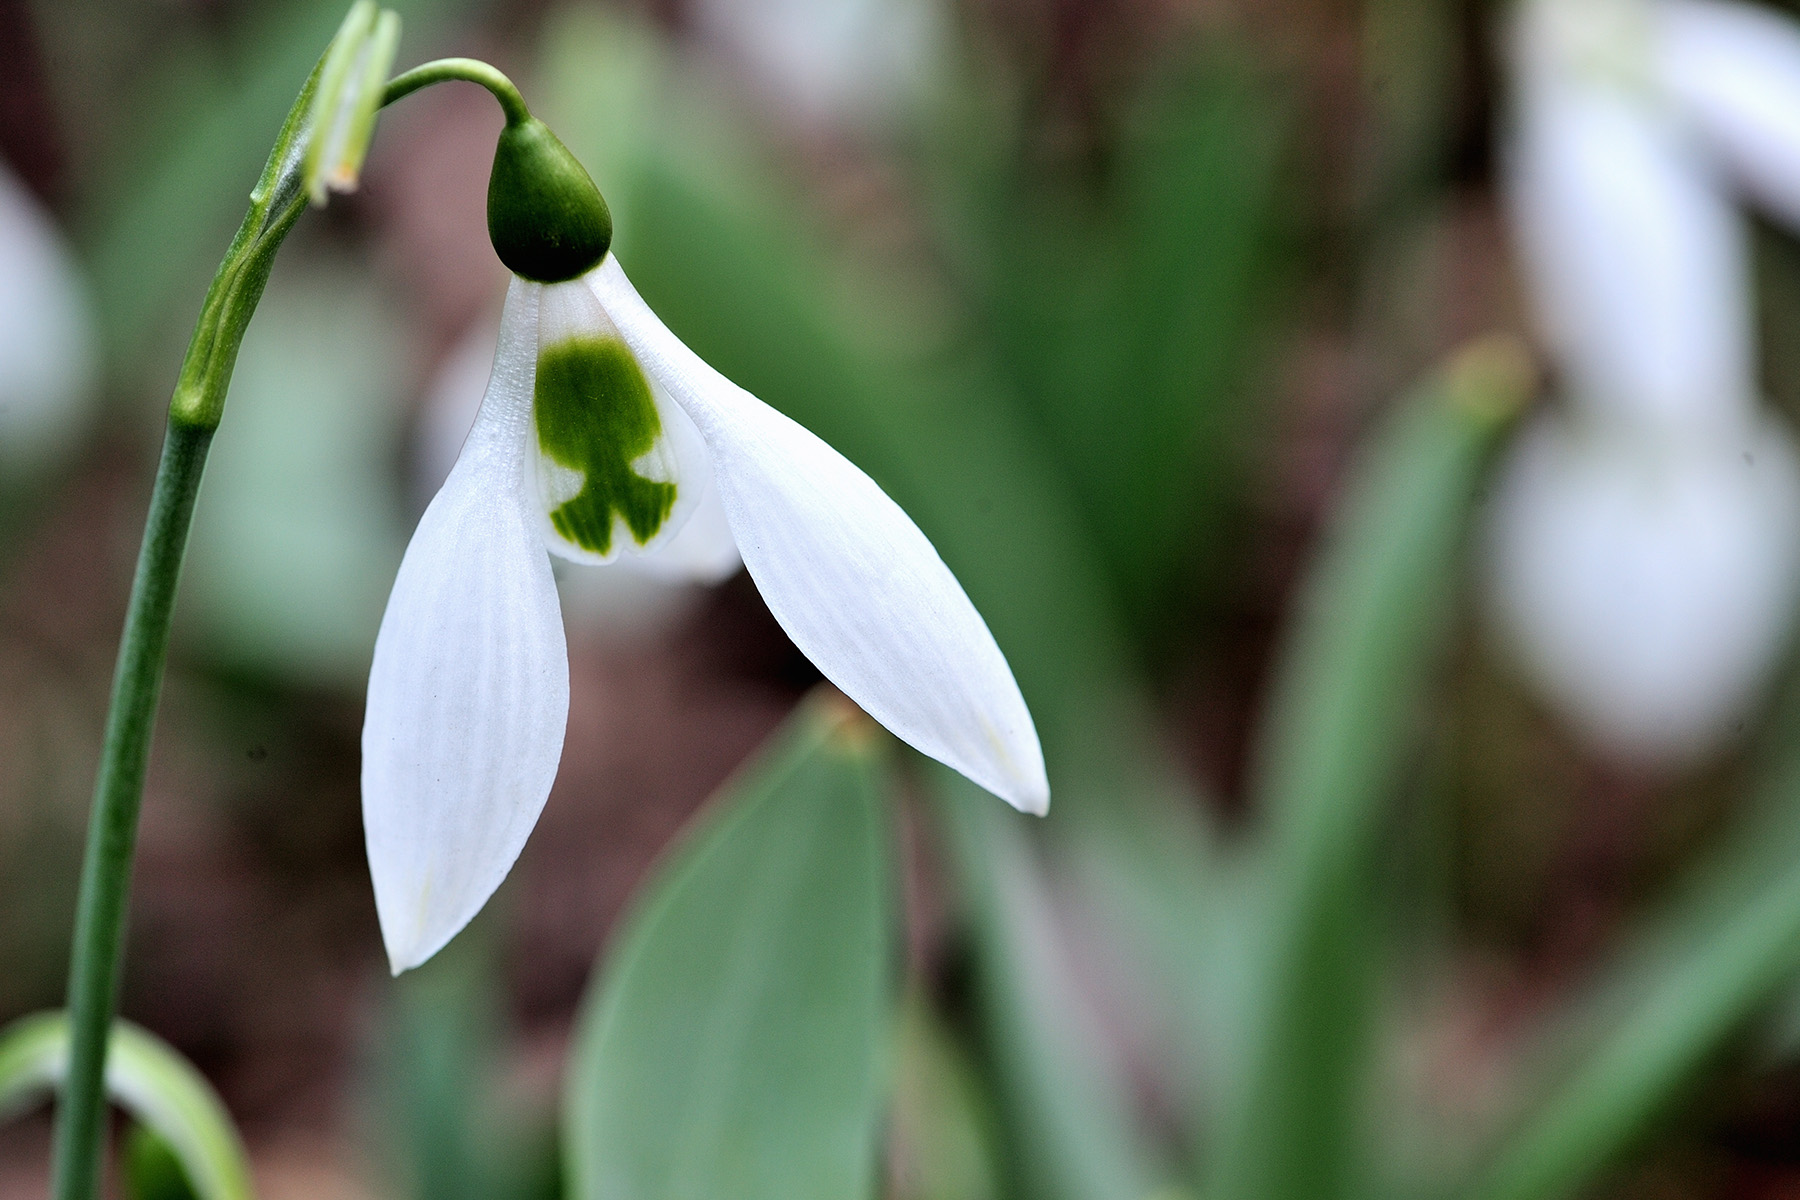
533 335 677 555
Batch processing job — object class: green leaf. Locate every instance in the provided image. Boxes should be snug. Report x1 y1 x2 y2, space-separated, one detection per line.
934 773 1170 1200
0 1012 255 1200
1460 695 1800 1200
1210 341 1530 1200
124 1124 202 1200
889 993 1005 1200
564 694 896 1200
979 45 1295 629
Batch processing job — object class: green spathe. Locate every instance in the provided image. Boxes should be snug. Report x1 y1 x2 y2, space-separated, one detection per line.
535 335 675 554
488 118 612 283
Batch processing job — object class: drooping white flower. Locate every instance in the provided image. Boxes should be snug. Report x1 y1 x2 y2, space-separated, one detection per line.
1488 0 1800 765
364 255 1047 972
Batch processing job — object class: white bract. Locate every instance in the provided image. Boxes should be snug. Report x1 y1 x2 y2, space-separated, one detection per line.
364 255 1047 972
1489 0 1800 765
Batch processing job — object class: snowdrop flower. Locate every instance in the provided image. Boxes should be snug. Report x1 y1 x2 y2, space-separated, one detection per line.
1488 0 1800 764
364 110 1045 971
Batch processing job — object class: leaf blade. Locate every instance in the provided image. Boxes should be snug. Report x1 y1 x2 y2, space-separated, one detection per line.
564 695 896 1200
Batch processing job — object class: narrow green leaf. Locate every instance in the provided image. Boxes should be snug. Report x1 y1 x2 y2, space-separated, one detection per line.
935 773 1170 1200
889 993 1005 1200
1211 340 1530 1200
981 45 1294 626
0 1012 255 1200
564 693 896 1200
1462 705 1800 1200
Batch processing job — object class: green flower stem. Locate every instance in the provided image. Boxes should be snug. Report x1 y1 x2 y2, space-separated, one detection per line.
382 58 530 125
50 55 319 1200
51 421 212 1200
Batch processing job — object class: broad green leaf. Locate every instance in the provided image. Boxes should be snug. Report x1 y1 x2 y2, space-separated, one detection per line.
565 694 895 1200
934 772 1170 1200
0 1011 254 1200
1210 341 1529 1200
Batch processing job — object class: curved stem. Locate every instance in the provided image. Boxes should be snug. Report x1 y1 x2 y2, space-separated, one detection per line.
383 57 530 125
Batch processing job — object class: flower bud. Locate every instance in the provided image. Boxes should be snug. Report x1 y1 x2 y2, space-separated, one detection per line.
487 117 613 283
303 1 401 205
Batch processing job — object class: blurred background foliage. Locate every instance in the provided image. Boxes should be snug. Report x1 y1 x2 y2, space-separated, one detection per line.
13 0 1800 1198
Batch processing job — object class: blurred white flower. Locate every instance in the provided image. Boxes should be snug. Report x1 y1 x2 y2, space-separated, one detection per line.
1489 0 1800 765
1488 413 1800 761
690 0 942 130
0 161 98 480
364 255 1047 971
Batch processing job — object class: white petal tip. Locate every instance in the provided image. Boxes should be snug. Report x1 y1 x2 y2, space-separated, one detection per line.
1009 782 1050 817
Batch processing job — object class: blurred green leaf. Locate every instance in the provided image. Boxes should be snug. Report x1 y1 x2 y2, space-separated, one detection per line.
537 26 1222 1188
935 773 1171 1200
565 694 895 1200
381 933 501 1200
1461 691 1800 1200
367 914 560 1200
889 993 1006 1200
1212 341 1529 1200
973 45 1294 638
124 1124 202 1200
0 1011 255 1200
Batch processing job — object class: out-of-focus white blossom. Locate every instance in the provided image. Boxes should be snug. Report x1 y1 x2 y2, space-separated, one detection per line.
0 162 98 480
1489 0 1800 765
1488 412 1800 761
689 0 942 131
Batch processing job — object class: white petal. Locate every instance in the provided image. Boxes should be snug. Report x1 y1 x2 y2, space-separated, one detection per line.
530 280 710 565
619 466 742 584
587 255 1049 813
1505 19 1754 430
362 279 570 972
1484 409 1800 766
1658 0 1800 229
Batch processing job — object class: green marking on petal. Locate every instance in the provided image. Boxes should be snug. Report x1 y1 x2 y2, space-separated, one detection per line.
534 335 677 555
